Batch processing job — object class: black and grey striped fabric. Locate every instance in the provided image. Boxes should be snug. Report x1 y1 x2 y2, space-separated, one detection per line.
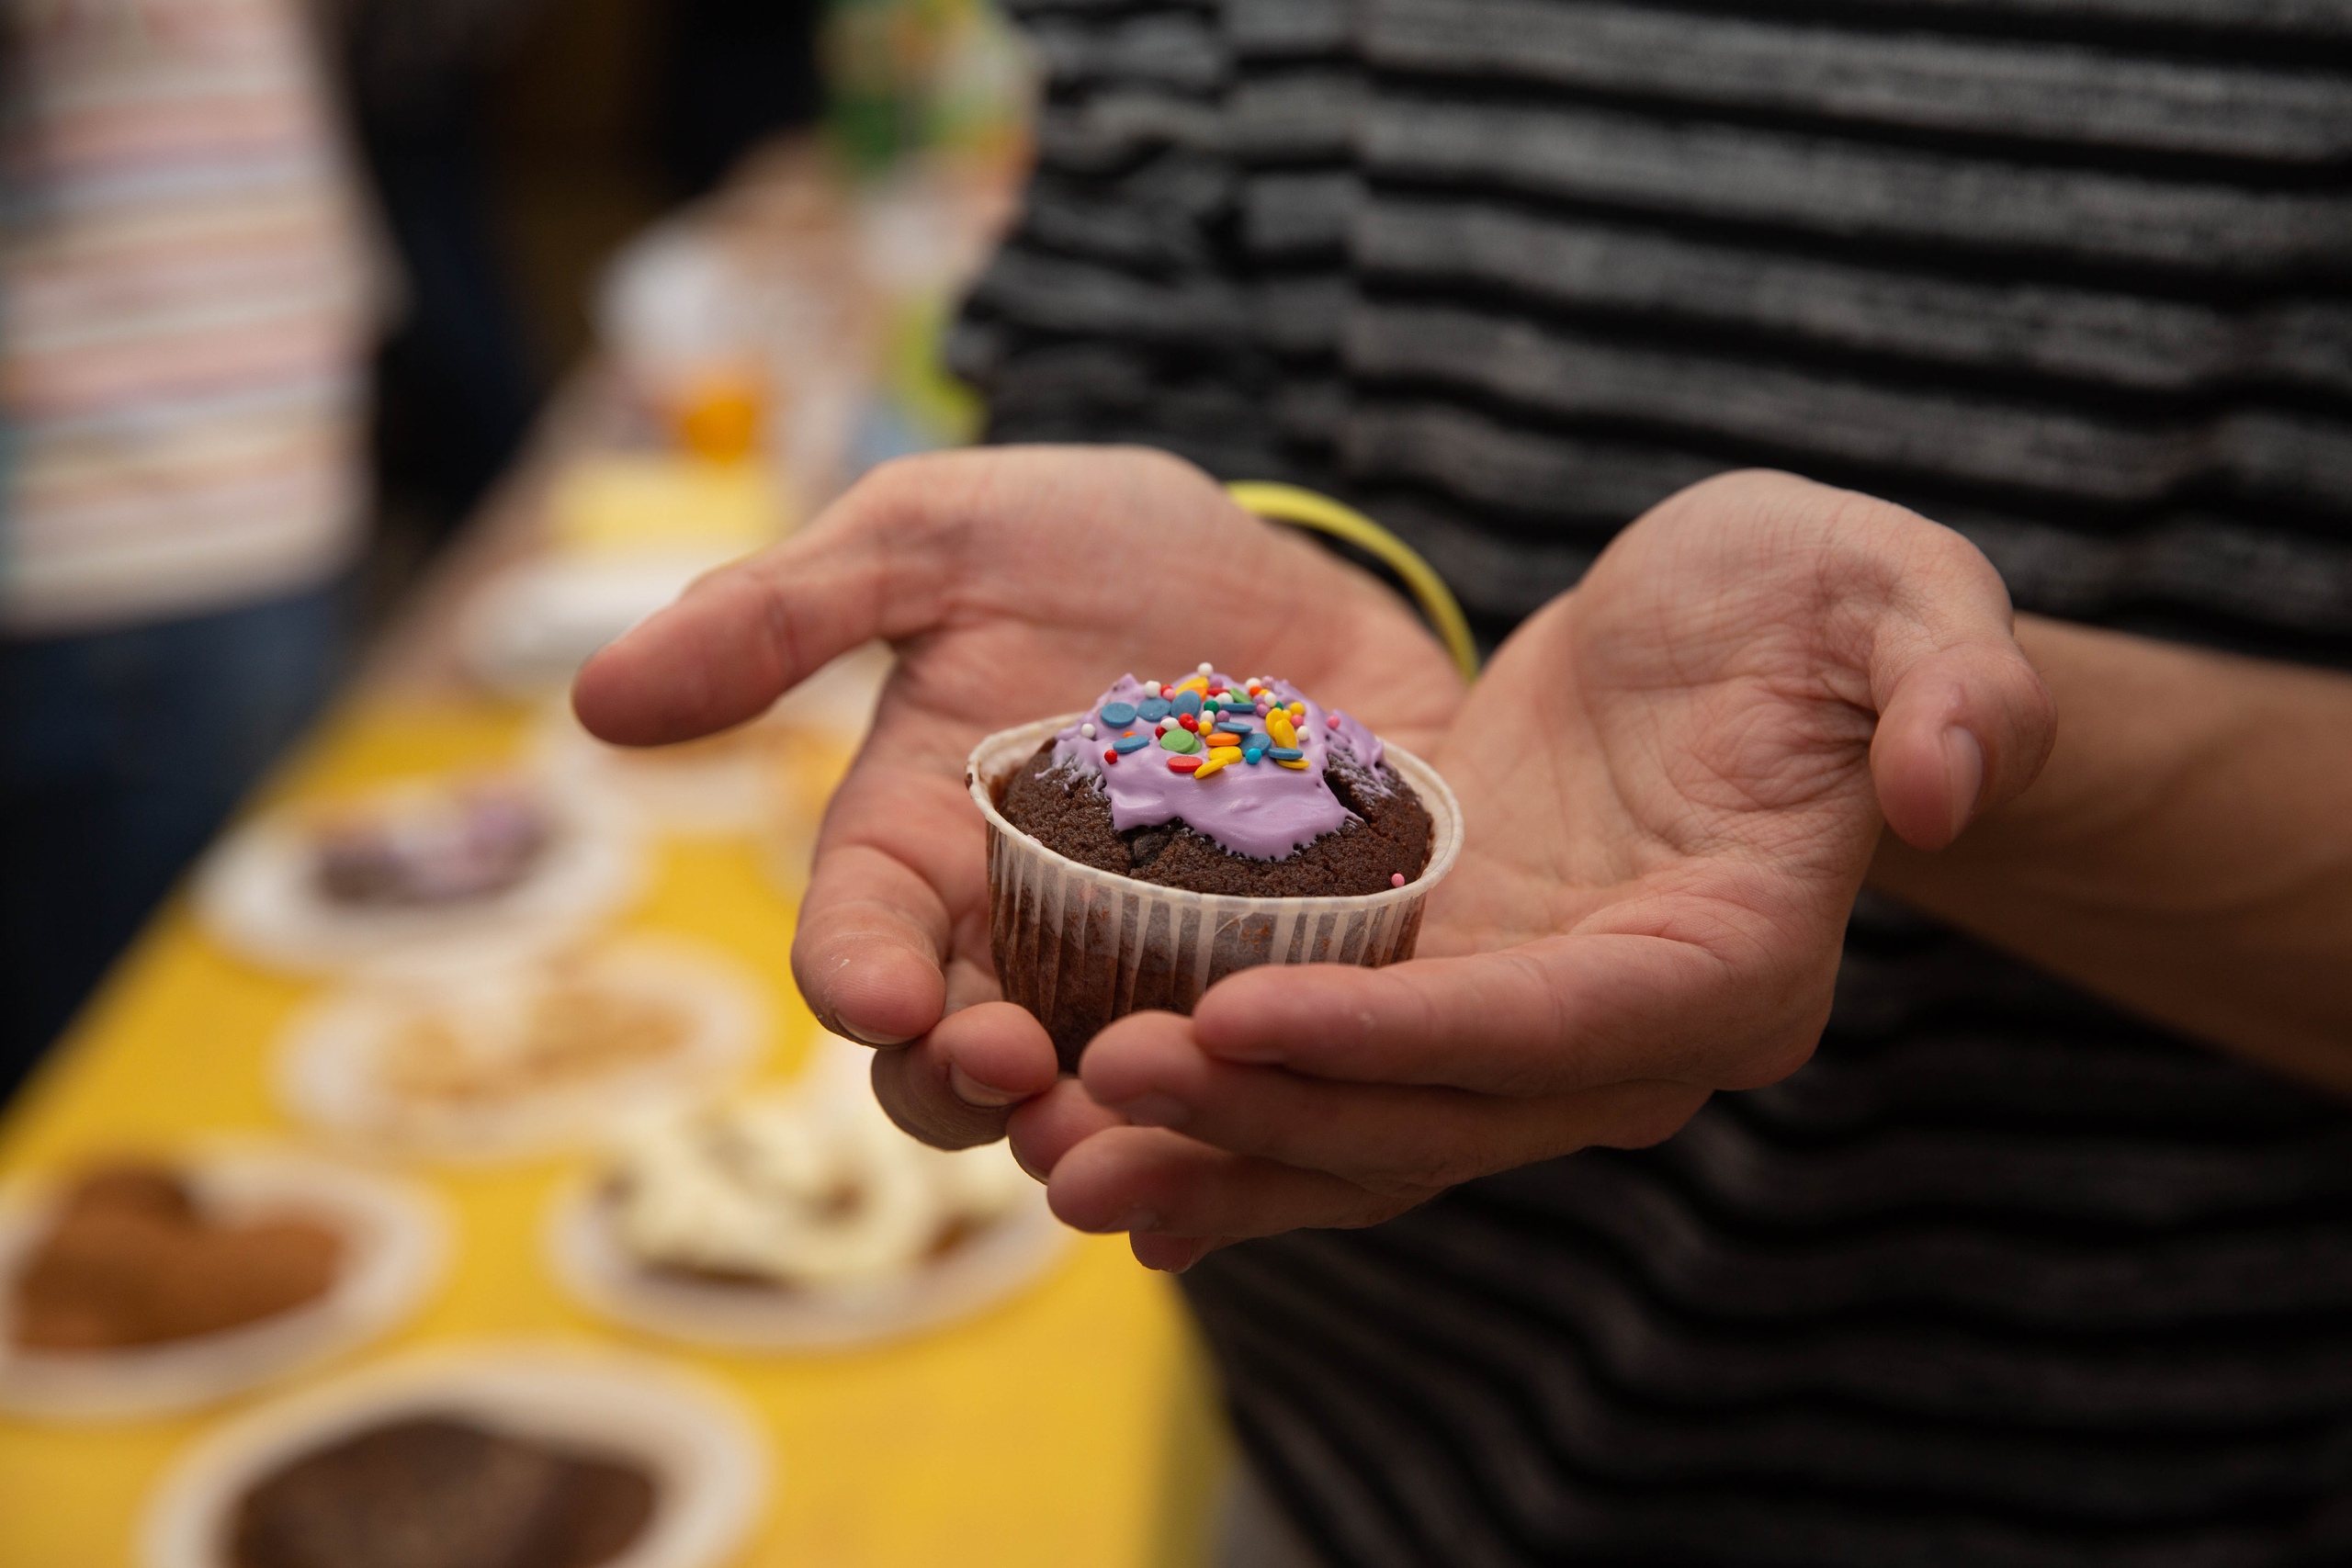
952 3 2352 1561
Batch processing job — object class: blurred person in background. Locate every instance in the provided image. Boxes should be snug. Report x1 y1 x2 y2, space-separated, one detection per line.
0 0 376 1100
582 2 2352 1565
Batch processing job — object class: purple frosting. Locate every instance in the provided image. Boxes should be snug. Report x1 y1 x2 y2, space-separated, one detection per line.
1046 671 1389 861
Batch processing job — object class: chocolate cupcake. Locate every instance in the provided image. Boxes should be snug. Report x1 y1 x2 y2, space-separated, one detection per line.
968 665 1461 1068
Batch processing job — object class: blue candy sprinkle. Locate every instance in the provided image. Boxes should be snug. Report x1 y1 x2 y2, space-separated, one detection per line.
1172 691 1203 717
1112 733 1151 753
1268 746 1304 761
1100 701 1137 726
1136 697 1171 722
1213 723 1253 739
1243 747 1266 764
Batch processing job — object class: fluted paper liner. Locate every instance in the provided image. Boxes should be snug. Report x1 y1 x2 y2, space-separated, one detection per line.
967 716 1462 1070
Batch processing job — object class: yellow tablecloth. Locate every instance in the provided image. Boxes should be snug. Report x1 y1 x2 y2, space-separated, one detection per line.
0 699 1228 1567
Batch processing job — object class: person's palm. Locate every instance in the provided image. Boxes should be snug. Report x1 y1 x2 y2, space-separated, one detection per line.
573 446 1463 1144
1026 471 2056 1268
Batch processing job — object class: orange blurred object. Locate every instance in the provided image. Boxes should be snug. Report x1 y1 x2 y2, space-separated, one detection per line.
672 375 767 462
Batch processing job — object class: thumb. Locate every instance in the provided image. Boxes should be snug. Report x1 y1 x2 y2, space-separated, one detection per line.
570 466 951 747
1869 622 2056 852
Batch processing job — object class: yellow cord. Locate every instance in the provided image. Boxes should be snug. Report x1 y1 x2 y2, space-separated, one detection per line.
1226 481 1481 681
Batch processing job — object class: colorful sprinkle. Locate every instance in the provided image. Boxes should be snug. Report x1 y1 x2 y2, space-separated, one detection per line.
1100 701 1136 726
1390 873 1406 887
1326 714 1340 729
1267 710 1298 748
1167 755 1201 773
1082 722 1097 739
1243 748 1265 764
1268 745 1304 761
1172 690 1204 717
1178 712 1199 732
1274 757 1309 770
1137 696 1171 722
1103 750 1117 764
1159 728 1201 754
1193 753 1230 779
1197 661 1214 674
1113 733 1151 753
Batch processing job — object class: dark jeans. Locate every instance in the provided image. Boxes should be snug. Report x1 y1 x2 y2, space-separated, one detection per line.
1 586 343 1104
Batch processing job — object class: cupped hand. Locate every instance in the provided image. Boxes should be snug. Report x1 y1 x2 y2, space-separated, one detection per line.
571 446 1463 1147
1017 469 2059 1271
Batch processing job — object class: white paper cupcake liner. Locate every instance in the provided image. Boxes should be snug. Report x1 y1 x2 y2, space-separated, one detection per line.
139 1340 768 1568
967 716 1463 1069
0 1146 446 1422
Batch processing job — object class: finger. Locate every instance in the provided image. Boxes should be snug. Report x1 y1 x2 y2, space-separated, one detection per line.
865 1001 1050 1150
1130 1234 1220 1273
1006 1077 1126 1181
791 759 993 1045
571 458 967 746
1047 1126 1418 1239
1189 923 1820 1095
793 843 949 1046
1871 637 2056 851
1081 1010 1707 1190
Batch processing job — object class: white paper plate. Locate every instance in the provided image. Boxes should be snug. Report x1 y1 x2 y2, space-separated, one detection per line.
532 698 798 839
0 1148 445 1421
194 774 643 977
140 1341 768 1568
277 939 769 1164
546 1168 1065 1352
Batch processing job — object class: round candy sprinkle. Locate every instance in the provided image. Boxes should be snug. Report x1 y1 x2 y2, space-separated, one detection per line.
1137 697 1171 722
1243 747 1265 764
1390 873 1406 887
1193 753 1230 779
1179 712 1199 732
1082 722 1097 739
1172 690 1204 717
1101 701 1137 726
1326 714 1340 729
1197 661 1214 674
1167 755 1201 773
1274 757 1309 770
1113 733 1150 753
1267 746 1304 761
1159 728 1200 754
1103 749 1117 764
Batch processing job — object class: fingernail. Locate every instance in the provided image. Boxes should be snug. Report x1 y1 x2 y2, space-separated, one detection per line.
1114 1207 1162 1235
949 1063 1022 1108
839 1023 915 1047
1113 1093 1191 1129
1943 727 1984 840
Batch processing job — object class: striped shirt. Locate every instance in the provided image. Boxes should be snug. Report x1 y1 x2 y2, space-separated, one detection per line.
953 2 2352 1562
1 0 376 635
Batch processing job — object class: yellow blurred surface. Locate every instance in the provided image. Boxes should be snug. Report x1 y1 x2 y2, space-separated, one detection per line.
0 700 1227 1567
548 453 793 558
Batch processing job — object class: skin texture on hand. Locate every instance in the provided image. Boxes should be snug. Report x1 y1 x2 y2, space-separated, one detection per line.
1015 470 2058 1270
572 446 1464 1149
578 457 2058 1275
1870 615 2352 1090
